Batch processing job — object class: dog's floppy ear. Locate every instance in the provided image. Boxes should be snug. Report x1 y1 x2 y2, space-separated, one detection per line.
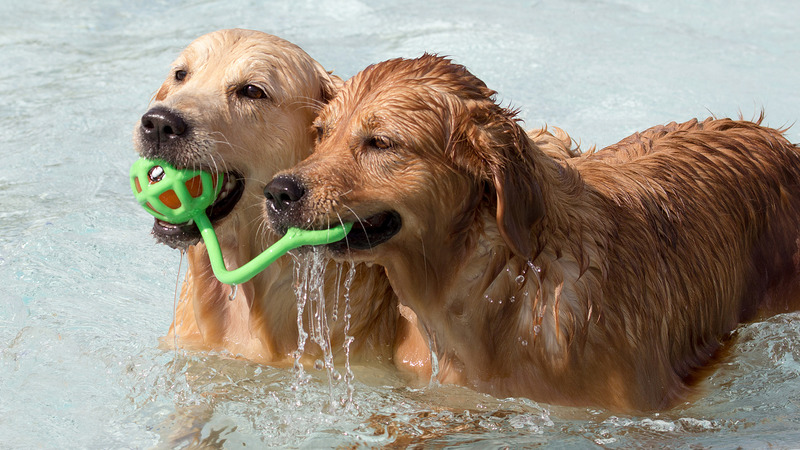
320 71 343 103
449 100 545 258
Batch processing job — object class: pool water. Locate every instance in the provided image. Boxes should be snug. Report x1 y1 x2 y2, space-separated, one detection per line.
2 0 800 447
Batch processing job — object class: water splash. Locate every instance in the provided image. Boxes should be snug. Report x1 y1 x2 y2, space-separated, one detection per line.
340 261 357 408
428 335 441 387
290 248 358 411
291 251 316 388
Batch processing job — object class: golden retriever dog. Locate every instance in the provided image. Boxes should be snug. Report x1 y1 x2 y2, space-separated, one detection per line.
263 54 800 411
133 29 430 374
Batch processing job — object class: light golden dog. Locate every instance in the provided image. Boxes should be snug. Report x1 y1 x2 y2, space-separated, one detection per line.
264 54 800 411
133 29 429 374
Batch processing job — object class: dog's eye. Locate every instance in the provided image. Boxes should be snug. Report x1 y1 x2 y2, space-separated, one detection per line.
174 70 187 81
315 126 325 142
238 84 267 100
367 135 393 150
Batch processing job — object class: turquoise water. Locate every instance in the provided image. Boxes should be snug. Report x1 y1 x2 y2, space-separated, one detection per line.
2 0 799 447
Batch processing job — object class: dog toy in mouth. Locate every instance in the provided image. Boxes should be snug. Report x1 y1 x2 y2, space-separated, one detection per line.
130 158 352 285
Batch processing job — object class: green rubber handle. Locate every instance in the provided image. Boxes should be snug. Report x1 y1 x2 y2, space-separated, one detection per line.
130 157 352 285
197 215 351 285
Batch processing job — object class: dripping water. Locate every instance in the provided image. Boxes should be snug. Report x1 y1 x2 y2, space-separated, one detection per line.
340 261 357 408
227 283 238 302
291 249 317 388
290 247 358 411
171 249 186 358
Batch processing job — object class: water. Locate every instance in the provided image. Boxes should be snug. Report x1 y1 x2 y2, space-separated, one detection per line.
2 0 800 447
290 248 358 410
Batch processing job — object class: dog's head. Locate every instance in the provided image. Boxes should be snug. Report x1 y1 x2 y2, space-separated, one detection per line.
264 54 544 263
134 28 340 248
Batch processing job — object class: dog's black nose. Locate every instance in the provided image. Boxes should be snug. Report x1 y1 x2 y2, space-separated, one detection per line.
264 175 306 212
140 107 187 143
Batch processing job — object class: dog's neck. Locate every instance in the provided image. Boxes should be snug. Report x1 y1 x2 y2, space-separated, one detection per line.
381 141 606 401
382 212 549 388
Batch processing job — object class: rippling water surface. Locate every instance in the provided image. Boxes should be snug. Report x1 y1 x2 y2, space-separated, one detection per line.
2 0 800 447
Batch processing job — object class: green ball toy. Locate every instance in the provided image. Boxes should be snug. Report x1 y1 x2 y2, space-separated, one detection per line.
130 158 352 285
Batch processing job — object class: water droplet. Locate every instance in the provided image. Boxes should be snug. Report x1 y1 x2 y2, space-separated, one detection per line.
314 359 324 370
533 325 541 335
509 296 516 303
227 283 238 302
515 275 525 285
520 340 528 346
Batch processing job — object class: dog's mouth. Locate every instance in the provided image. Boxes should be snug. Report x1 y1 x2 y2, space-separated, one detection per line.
327 210 402 252
152 172 245 248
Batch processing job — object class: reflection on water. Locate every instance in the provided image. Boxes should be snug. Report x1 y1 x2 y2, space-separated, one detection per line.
2 0 800 447
104 312 800 448
121 348 556 448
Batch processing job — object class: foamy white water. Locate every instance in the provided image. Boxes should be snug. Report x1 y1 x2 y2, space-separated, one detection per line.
2 0 799 447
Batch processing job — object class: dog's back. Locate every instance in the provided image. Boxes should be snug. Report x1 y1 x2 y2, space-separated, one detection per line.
565 118 800 407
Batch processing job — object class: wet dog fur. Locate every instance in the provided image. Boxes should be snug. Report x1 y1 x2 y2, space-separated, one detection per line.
133 29 430 374
264 54 800 411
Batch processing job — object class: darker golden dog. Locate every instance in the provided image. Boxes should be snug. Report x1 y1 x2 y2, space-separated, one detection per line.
133 29 429 375
264 54 800 411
